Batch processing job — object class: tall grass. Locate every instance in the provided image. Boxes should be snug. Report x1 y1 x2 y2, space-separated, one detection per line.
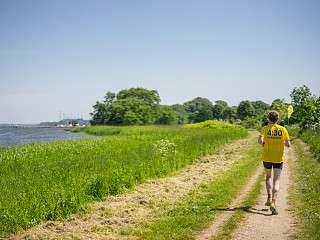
297 130 320 162
289 126 320 162
290 141 320 239
0 125 246 237
287 126 320 239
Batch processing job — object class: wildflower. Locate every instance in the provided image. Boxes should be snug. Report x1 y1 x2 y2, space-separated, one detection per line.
153 139 177 160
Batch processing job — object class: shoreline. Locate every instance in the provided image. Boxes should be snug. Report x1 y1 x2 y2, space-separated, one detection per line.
12 125 73 129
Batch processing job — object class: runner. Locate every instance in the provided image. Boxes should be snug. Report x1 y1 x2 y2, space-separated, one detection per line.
258 111 290 215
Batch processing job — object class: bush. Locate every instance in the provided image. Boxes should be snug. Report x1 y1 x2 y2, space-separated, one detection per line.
240 117 261 129
184 120 243 130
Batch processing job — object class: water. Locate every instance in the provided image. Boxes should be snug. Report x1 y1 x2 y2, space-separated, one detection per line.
0 126 91 147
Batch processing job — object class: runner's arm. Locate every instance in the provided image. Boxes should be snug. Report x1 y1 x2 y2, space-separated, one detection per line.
284 128 290 147
258 135 264 145
259 127 265 145
285 140 291 147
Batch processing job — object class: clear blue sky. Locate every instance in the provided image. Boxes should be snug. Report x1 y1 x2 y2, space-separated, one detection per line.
0 0 319 123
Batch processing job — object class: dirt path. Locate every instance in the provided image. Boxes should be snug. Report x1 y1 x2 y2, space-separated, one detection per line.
195 165 264 240
13 132 258 240
231 147 294 240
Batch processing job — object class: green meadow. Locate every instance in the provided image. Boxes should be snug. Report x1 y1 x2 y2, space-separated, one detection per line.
288 128 320 239
0 124 246 237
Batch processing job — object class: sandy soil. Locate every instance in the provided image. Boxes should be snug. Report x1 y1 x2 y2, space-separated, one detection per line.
12 132 258 240
231 147 295 240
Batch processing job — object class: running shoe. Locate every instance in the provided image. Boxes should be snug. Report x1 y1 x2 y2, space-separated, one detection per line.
270 203 278 215
265 198 272 206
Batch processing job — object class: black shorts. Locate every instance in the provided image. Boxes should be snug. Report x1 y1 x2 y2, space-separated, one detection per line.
263 161 283 169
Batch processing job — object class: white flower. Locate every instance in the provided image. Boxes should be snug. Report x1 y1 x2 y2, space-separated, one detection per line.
153 139 177 160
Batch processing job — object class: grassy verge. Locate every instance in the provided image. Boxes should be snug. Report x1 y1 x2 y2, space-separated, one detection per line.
210 173 264 240
121 141 262 240
296 130 320 162
0 125 246 237
288 126 320 162
289 140 320 239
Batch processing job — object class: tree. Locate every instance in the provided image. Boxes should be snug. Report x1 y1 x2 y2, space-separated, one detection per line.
171 104 188 124
270 99 288 120
290 85 313 123
184 97 214 123
237 101 255 120
111 98 154 125
155 106 177 125
117 88 160 106
251 100 270 119
215 100 228 109
90 88 161 125
90 101 110 125
222 106 237 120
290 85 312 106
90 91 116 125
104 91 116 104
212 100 228 119
299 97 320 130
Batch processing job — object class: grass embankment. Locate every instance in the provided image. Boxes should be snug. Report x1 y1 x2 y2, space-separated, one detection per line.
0 124 246 237
122 140 262 240
288 128 320 239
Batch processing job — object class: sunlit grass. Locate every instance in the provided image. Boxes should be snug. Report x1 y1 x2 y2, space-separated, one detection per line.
289 140 320 239
121 141 262 240
0 125 246 237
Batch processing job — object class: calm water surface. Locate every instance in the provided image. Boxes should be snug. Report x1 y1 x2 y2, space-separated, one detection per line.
0 126 90 147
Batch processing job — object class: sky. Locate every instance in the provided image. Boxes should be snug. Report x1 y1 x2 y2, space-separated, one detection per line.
0 0 319 124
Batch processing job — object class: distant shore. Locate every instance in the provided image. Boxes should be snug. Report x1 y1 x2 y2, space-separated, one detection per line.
12 125 66 129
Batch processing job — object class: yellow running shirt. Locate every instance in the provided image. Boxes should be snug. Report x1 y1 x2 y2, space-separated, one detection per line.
260 124 290 163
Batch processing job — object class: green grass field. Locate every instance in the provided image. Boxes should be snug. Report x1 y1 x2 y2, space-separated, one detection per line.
0 124 246 237
297 130 320 162
290 141 320 239
288 129 320 239
288 126 320 162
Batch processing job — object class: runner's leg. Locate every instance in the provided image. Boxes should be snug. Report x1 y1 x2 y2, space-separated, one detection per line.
269 167 282 215
272 168 282 202
265 168 272 198
263 162 272 206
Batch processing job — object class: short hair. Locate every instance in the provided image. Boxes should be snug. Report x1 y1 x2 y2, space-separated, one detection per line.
268 111 279 123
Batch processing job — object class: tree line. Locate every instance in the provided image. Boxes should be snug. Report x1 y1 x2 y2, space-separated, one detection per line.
90 85 319 129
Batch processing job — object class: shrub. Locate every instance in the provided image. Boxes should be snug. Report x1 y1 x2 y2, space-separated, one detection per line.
184 120 243 130
241 117 261 129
